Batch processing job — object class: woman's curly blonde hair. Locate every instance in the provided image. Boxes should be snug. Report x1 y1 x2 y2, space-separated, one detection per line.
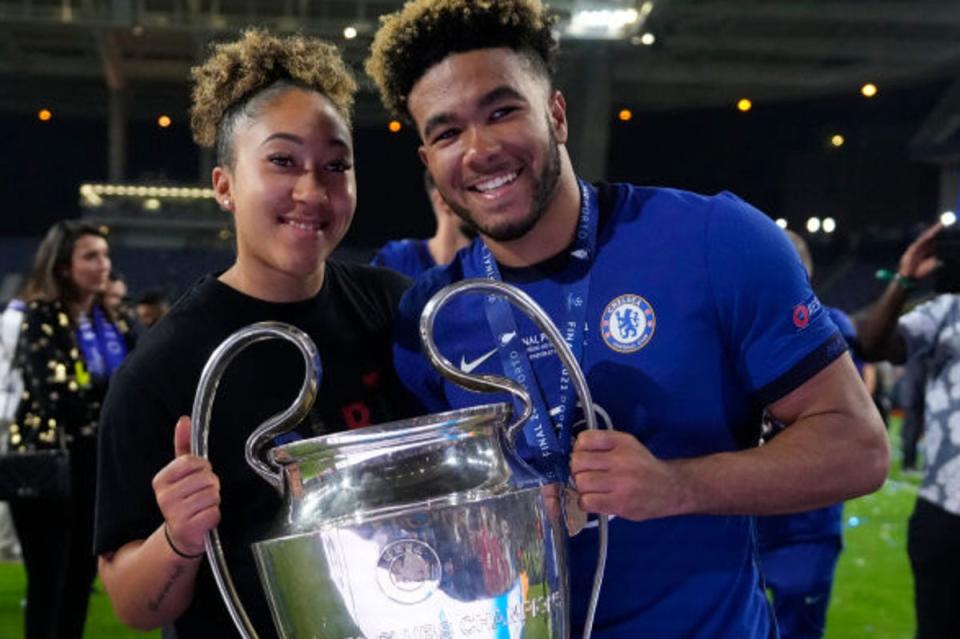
366 0 557 120
191 29 357 165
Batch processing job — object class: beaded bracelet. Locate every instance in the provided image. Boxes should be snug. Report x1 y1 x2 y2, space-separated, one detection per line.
875 268 918 290
163 523 204 560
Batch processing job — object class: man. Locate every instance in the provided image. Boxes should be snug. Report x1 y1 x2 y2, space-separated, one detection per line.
855 222 959 639
366 1 888 636
103 271 129 316
133 289 170 330
895 356 926 474
755 230 861 639
370 169 474 278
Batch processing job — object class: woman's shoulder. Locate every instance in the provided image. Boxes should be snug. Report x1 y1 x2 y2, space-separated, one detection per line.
116 278 225 377
328 259 410 288
20 299 71 337
24 298 64 318
325 259 411 309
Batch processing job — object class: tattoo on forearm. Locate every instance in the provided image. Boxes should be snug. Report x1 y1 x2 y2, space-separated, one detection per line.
147 564 186 613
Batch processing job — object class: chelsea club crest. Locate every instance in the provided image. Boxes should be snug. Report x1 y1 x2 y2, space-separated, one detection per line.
601 294 655 353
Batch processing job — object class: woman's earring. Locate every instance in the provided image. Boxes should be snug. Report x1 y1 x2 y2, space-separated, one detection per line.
222 197 231 209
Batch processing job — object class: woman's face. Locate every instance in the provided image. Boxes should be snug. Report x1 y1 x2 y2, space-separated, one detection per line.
66 234 111 298
215 87 356 298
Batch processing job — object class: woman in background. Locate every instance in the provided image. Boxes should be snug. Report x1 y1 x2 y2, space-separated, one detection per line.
8 220 133 638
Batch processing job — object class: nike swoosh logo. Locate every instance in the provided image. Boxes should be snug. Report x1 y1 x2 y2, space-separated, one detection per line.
459 348 499 374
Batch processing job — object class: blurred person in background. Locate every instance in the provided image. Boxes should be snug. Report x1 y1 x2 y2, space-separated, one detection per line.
863 361 891 429
0 291 25 562
756 229 864 639
133 288 170 330
104 272 138 341
370 169 474 278
856 221 960 639
894 356 926 474
103 271 128 317
94 29 415 638
7 220 134 639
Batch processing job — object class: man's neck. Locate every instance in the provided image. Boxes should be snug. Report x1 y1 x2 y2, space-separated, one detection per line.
485 160 581 268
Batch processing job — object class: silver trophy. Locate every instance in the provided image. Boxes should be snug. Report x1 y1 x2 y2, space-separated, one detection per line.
191 279 608 639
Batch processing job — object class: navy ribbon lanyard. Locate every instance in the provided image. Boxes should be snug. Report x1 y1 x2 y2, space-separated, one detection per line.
463 180 599 482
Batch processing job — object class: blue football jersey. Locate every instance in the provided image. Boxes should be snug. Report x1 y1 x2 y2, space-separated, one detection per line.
371 238 436 280
393 182 845 638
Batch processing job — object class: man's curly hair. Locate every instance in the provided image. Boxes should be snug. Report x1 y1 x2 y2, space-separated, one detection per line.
366 0 558 120
190 29 357 166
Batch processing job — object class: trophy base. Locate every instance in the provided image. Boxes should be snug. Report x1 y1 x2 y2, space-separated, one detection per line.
252 485 569 639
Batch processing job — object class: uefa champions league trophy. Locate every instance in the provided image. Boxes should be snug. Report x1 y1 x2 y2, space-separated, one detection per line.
190 279 608 639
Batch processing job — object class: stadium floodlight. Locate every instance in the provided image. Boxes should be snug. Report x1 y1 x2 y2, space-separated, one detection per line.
78 183 216 204
79 184 103 207
564 2 649 40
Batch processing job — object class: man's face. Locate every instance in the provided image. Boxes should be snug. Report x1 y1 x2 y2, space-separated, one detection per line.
135 302 167 328
408 48 567 242
103 278 126 312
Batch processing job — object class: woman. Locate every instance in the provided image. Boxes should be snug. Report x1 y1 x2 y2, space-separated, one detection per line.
8 220 133 638
94 30 414 638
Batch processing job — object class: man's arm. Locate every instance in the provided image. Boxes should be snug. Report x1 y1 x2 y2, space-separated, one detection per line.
855 222 944 364
855 281 910 364
571 352 889 521
98 416 220 630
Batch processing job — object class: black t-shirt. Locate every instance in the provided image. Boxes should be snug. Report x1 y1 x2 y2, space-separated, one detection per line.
94 261 416 638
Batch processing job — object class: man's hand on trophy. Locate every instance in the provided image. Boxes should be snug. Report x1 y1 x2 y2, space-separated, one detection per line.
570 430 689 521
152 415 222 560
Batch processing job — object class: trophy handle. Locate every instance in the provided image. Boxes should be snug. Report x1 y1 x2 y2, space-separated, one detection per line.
419 278 607 639
419 281 533 454
190 321 321 639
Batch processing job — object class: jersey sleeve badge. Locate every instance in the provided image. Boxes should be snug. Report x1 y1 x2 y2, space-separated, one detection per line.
792 294 823 330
